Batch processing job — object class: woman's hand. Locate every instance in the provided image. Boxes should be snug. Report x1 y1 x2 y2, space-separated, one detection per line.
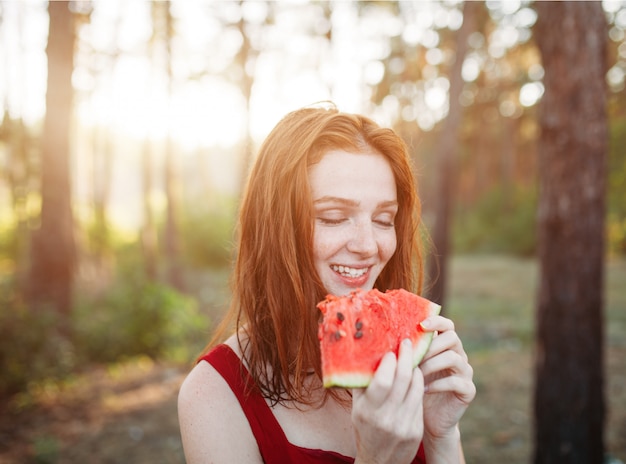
418 316 476 442
351 339 424 464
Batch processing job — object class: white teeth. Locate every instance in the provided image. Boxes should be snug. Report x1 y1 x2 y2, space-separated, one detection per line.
331 265 367 278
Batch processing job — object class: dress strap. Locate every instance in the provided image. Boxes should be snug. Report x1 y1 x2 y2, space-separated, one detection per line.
200 344 291 461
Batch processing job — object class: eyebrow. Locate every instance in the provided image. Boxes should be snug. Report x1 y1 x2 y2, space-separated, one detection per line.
313 196 398 209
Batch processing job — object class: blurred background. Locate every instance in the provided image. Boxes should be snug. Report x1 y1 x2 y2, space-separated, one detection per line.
0 1 625 463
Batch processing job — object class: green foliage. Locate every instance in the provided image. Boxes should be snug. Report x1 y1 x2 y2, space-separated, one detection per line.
73 272 209 365
32 435 60 464
180 198 236 269
608 213 626 256
0 220 17 260
0 256 210 398
0 278 75 398
608 114 626 255
453 185 537 256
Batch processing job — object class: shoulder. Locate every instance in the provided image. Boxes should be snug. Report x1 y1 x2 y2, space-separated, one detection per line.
178 337 262 463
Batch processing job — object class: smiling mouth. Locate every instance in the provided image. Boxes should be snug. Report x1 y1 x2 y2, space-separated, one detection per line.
330 265 368 278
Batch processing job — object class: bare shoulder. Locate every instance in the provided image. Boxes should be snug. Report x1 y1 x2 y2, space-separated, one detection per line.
177 341 262 463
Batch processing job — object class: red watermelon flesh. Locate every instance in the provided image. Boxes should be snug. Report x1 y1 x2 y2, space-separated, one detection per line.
317 288 441 388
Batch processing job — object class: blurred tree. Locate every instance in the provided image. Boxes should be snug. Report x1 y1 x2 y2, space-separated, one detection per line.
159 1 185 292
83 4 112 269
141 139 158 281
90 118 112 265
234 0 256 192
139 3 163 282
365 1 543 255
27 1 76 319
457 8 541 207
533 3 607 463
211 1 269 194
425 0 479 307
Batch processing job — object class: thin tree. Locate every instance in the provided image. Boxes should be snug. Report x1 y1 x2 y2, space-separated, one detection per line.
161 1 184 291
141 139 158 281
91 115 113 266
139 2 163 282
27 1 76 320
235 0 255 193
425 0 478 307
533 2 608 463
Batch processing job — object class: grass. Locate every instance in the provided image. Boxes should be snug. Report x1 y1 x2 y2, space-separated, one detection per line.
446 255 626 463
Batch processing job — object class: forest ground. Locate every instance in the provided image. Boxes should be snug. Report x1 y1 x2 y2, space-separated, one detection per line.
1 255 624 464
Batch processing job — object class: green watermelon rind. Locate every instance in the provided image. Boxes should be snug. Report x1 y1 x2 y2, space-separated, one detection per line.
322 300 442 389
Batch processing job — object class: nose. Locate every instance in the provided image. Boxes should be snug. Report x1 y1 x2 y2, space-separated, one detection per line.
347 220 377 256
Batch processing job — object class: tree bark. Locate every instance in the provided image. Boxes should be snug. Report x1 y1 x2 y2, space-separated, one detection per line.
425 1 478 307
28 1 76 317
533 3 607 463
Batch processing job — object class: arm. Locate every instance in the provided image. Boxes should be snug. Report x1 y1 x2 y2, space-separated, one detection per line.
419 316 476 464
421 425 463 464
177 361 264 464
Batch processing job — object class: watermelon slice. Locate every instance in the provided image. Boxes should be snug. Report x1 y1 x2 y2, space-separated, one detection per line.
317 288 441 388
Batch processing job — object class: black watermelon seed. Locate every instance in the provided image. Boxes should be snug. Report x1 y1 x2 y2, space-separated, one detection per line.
355 320 363 330
336 312 345 322
354 331 363 339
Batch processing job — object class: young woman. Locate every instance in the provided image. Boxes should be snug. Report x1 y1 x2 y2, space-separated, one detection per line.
178 105 475 463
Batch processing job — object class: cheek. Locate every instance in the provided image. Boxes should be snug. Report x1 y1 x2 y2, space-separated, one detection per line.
313 228 340 261
381 232 397 263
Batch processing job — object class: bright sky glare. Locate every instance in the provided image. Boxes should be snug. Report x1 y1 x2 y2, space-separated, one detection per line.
2 0 624 227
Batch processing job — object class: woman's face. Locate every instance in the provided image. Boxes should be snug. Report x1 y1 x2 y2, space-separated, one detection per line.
309 149 398 297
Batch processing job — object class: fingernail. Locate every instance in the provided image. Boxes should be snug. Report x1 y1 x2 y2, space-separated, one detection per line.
403 338 412 347
420 318 432 330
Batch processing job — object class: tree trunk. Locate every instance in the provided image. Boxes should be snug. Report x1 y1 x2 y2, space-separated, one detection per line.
533 3 607 463
28 1 76 318
164 140 184 291
91 123 112 263
425 1 478 307
162 1 184 291
236 1 255 195
141 140 158 281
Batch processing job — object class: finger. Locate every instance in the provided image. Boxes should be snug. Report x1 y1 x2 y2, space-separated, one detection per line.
422 330 468 363
402 364 425 410
387 339 414 403
395 366 425 433
364 351 397 405
425 375 477 404
420 315 454 333
420 350 473 380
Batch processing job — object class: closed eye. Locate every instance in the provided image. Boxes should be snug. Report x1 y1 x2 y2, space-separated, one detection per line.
373 209 397 228
317 217 347 226
374 219 394 228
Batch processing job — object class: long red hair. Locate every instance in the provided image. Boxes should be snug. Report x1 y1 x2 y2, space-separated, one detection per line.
206 105 424 404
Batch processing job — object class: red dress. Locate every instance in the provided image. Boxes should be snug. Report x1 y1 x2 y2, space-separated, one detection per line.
199 344 426 463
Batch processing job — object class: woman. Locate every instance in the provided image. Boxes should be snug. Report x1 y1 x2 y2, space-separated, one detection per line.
178 105 475 463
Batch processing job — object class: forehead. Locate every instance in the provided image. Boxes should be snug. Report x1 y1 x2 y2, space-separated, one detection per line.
308 149 397 201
